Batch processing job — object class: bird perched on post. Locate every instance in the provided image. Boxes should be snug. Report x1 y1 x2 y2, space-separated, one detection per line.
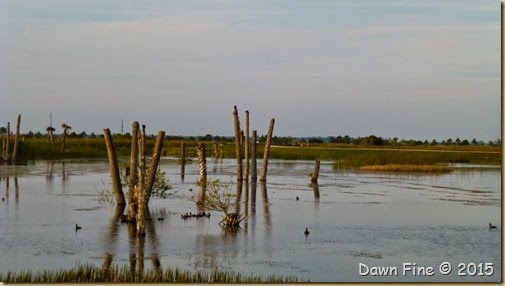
304 227 310 236
75 224 82 230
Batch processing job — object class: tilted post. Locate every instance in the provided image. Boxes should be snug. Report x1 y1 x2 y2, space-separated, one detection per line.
259 118 275 182
233 106 243 181
145 130 165 204
11 115 21 164
103 128 126 205
196 143 207 205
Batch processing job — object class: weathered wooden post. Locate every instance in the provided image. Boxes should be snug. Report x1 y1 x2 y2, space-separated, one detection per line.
46 126 56 151
196 143 207 206
136 126 147 235
180 141 186 182
103 128 126 205
11 115 21 164
233 106 243 181
219 144 224 159
2 140 5 160
145 130 165 204
5 122 10 161
244 111 250 181
251 130 257 181
259 118 275 182
212 141 218 160
127 121 139 221
311 159 321 183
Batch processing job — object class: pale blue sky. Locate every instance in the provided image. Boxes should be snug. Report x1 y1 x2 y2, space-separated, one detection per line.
0 0 500 141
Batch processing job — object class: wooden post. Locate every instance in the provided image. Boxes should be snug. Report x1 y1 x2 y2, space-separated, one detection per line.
244 111 250 181
311 159 320 183
11 115 20 164
60 124 71 153
212 141 218 159
145 130 165 204
127 122 139 220
259 118 275 182
219 144 224 159
5 122 10 162
137 126 146 235
233 106 243 181
2 140 5 160
196 143 207 205
180 141 185 182
103 128 126 205
251 130 257 181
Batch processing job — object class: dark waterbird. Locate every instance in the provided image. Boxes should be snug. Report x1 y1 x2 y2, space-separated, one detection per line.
304 227 310 236
157 217 165 221
296 196 299 201
75 224 82 230
489 223 497 229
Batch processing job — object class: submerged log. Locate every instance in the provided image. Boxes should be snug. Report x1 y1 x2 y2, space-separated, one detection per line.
103 128 126 205
259 118 275 182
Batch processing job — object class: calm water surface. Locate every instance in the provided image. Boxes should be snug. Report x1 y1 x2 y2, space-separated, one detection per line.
0 159 501 282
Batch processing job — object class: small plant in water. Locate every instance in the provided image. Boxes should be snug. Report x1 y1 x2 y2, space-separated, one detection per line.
189 179 244 228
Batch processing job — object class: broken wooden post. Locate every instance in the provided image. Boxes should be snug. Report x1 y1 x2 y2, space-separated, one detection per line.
311 159 321 183
103 128 126 205
259 118 275 182
196 143 207 206
60 123 71 153
145 130 165 204
244 111 250 181
233 105 243 181
11 115 21 164
251 130 257 182
127 121 139 221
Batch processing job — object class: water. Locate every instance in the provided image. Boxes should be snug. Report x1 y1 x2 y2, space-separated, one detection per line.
0 159 501 282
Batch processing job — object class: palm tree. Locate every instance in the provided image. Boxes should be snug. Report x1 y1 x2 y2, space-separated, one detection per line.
60 123 71 153
46 126 56 151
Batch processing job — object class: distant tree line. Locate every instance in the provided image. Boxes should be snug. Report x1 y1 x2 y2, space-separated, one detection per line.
0 127 501 147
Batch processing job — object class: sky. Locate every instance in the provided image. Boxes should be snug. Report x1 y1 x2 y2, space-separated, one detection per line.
0 0 501 141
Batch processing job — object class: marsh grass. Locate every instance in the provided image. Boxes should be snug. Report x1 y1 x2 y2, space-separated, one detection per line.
0 264 306 283
358 164 451 173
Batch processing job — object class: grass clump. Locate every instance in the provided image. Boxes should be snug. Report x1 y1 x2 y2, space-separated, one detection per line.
358 164 451 173
0 264 306 283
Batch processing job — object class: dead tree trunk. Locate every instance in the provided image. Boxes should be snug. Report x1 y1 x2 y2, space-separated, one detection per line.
311 159 320 183
196 143 207 206
233 106 243 181
251 130 257 181
259 119 275 182
11 115 21 164
244 111 250 181
127 122 139 221
103 128 126 205
145 130 165 204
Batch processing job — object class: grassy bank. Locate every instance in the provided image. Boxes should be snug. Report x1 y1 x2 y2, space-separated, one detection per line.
11 136 501 167
358 164 452 173
0 264 306 283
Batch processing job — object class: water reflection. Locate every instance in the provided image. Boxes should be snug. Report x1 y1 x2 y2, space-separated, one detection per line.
312 182 320 205
260 182 272 258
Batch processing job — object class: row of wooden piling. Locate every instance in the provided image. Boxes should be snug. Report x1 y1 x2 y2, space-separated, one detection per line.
1 114 21 164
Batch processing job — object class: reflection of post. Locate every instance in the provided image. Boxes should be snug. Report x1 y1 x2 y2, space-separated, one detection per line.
234 181 243 216
260 181 270 226
137 230 145 278
144 208 161 271
47 161 54 180
243 181 249 233
250 181 257 214
127 222 137 276
5 176 9 201
312 182 320 203
61 162 67 181
250 130 257 182
14 176 19 205
102 204 125 271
